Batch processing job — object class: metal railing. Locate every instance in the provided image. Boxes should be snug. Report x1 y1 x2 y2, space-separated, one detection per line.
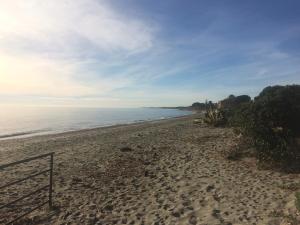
0 152 54 225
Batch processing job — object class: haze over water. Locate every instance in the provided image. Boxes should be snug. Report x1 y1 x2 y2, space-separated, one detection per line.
0 106 192 139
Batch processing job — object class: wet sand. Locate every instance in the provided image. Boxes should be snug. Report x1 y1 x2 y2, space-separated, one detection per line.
0 114 299 225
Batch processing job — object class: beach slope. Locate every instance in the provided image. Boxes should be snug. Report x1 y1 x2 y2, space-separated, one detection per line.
0 115 299 225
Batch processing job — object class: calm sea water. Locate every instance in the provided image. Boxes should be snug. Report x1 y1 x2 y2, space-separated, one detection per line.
0 106 192 139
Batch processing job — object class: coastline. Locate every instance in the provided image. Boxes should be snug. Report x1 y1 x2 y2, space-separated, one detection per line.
0 112 196 141
0 114 198 163
1 114 299 225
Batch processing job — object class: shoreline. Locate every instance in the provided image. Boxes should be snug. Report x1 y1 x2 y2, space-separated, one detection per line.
0 113 197 142
1 114 299 225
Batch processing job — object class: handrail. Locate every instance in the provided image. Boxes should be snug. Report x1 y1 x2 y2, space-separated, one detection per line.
6 201 49 225
0 185 50 210
0 169 51 190
0 152 54 225
0 152 54 170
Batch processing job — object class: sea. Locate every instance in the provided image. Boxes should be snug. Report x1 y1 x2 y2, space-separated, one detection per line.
0 106 193 139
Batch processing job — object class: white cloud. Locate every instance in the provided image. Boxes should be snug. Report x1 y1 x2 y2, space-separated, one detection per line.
0 0 156 104
0 0 154 53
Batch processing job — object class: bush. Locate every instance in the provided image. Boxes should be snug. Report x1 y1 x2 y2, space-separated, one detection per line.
231 85 300 166
203 107 226 127
219 94 251 110
218 94 251 127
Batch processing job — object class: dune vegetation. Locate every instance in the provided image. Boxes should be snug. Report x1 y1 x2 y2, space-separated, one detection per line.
202 84 300 172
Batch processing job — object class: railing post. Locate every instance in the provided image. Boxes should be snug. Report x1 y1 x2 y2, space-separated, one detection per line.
0 152 55 225
49 153 53 209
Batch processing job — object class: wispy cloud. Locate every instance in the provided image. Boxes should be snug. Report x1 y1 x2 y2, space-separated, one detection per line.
0 0 156 103
0 0 155 54
0 0 299 107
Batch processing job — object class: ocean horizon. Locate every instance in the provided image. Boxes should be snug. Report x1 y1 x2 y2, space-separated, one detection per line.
0 106 193 140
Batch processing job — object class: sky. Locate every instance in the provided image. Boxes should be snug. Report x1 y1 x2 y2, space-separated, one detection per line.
0 0 299 107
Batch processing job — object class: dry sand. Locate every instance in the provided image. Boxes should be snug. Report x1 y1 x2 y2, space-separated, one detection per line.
0 114 299 225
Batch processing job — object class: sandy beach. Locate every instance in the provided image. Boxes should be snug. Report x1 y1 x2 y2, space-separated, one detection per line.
1 114 299 225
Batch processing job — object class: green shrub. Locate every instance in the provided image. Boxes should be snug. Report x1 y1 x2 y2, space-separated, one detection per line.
218 94 251 127
226 102 252 128
219 94 251 111
232 85 300 166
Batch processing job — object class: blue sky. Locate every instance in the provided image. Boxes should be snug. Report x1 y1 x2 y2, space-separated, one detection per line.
0 0 299 107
